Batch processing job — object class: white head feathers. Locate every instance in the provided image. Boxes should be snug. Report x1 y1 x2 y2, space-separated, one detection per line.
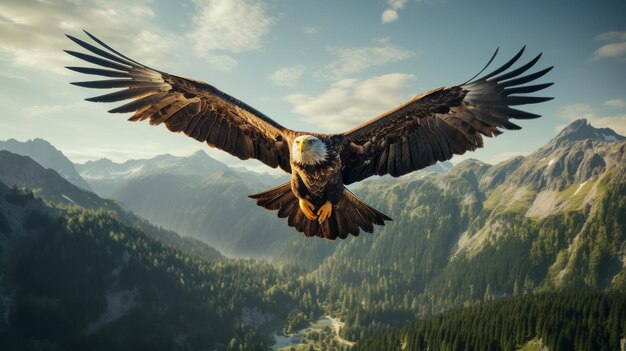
292 135 328 166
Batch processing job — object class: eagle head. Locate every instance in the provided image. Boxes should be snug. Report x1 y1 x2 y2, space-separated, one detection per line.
292 135 328 165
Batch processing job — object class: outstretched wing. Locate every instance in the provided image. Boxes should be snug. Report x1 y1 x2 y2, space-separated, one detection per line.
341 47 553 184
65 31 292 173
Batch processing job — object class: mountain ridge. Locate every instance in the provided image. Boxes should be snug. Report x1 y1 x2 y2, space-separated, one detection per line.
0 138 92 191
1 118 624 346
0 150 223 263
76 150 288 198
270 119 626 339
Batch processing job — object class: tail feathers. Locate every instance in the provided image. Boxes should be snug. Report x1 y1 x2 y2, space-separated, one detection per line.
249 183 392 240
249 182 294 210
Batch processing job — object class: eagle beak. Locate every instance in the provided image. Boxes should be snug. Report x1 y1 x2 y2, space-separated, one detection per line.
299 140 307 154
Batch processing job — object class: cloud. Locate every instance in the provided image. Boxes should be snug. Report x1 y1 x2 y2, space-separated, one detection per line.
284 73 414 131
593 42 626 61
374 37 392 45
0 0 175 75
381 0 407 24
605 99 626 108
593 31 626 61
559 103 626 135
268 66 305 87
186 0 273 70
303 26 318 35
319 44 414 79
381 9 399 24
596 31 626 42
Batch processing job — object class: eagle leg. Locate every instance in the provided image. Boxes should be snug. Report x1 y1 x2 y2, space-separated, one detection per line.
299 198 318 220
317 201 333 223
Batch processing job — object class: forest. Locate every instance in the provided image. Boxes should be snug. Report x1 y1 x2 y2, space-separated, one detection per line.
356 291 626 351
1 122 625 350
0 186 322 350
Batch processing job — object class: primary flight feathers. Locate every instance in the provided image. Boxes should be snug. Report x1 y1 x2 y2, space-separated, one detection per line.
66 31 552 240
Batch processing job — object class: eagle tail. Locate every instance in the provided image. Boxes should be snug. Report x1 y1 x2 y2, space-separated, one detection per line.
249 184 392 240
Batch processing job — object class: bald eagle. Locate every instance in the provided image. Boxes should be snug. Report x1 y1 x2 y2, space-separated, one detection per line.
65 31 553 240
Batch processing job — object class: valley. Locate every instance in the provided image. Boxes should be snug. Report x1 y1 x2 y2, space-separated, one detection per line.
1 118 625 350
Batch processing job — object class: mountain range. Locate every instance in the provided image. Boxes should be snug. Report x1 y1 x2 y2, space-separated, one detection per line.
0 138 91 191
271 118 626 340
75 149 450 258
0 150 222 263
1 118 624 349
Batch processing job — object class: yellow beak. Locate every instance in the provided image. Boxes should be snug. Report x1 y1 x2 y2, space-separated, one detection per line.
299 140 307 154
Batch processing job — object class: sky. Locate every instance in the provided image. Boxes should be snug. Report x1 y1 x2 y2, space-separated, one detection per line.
0 0 625 173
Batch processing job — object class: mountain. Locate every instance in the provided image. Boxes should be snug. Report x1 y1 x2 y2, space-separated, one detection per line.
0 150 115 210
77 149 451 258
553 118 625 143
109 170 294 257
76 151 292 258
0 138 92 191
1 118 624 349
0 182 321 350
76 150 229 197
273 119 626 339
0 150 222 263
76 150 287 198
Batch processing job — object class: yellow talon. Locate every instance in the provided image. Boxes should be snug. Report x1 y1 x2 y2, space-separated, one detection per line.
317 201 332 223
299 198 318 220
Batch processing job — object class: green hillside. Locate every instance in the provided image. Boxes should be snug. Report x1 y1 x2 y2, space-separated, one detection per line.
0 184 323 350
275 120 626 340
355 292 626 351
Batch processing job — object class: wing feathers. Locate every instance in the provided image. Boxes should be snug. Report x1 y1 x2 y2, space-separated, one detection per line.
66 34 136 67
504 82 554 96
489 52 541 82
480 46 525 81
499 66 554 88
64 50 130 71
342 47 553 184
108 91 169 113
65 66 129 78
83 30 148 68
65 32 292 173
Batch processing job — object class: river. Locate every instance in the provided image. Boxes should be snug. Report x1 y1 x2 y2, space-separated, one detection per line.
271 315 355 350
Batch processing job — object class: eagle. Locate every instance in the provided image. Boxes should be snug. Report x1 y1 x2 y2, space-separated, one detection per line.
65 31 553 240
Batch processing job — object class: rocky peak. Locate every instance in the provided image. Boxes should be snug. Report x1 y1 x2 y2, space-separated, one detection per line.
553 119 624 144
0 138 92 191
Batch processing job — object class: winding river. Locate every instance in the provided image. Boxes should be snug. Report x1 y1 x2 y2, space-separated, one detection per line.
271 315 355 350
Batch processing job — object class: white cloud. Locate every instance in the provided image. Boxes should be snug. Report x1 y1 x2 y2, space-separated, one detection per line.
605 99 626 108
381 0 407 24
0 0 174 75
284 73 414 131
596 31 626 42
593 42 626 61
268 66 305 87
303 26 318 35
186 0 273 70
381 9 399 24
319 44 414 79
593 31 626 61
374 37 392 45
559 103 626 136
